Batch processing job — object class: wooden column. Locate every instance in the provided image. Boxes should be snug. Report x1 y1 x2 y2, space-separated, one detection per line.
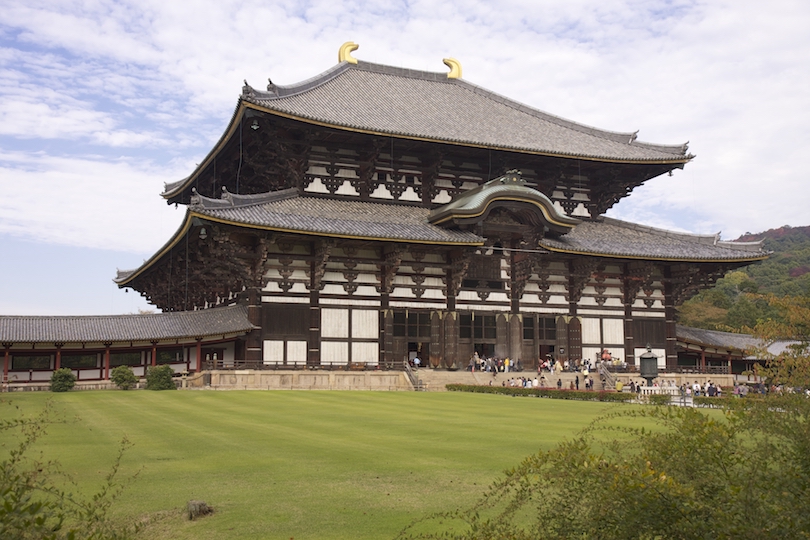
2 343 10 383
430 311 442 368
308 265 321 367
624 301 635 367
103 343 111 380
245 287 263 365
54 344 62 371
151 341 158 367
443 312 458 370
700 348 706 371
509 314 522 364
195 339 202 372
662 267 678 371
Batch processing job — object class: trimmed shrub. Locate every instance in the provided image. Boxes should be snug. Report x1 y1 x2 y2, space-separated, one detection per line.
50 367 76 392
445 384 635 403
145 365 177 390
645 393 672 406
110 365 138 390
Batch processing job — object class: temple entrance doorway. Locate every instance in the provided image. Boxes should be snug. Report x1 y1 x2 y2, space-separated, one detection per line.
408 342 429 368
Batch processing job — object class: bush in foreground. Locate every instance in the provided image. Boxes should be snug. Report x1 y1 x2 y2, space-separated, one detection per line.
50 368 76 392
145 365 176 390
399 395 810 540
110 366 138 390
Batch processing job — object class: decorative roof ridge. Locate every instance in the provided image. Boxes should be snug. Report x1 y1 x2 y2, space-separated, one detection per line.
189 186 299 210
598 217 765 252
428 170 579 234
247 59 688 155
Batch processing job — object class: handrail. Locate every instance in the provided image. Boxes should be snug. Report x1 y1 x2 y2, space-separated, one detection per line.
597 362 617 389
402 360 423 390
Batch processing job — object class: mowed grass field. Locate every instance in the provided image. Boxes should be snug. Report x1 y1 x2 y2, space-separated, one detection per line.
1 390 633 539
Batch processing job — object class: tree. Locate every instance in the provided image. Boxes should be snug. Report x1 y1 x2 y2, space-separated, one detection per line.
50 368 76 393
145 365 176 390
741 294 810 387
110 366 138 390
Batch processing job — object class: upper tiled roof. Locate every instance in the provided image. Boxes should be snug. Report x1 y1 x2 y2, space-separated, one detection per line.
242 61 691 164
189 189 484 245
539 217 768 262
0 305 254 344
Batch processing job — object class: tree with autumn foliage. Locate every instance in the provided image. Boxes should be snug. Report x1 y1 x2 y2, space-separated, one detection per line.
747 294 810 388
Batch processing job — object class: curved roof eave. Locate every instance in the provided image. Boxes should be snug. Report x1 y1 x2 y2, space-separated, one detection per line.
536 244 770 264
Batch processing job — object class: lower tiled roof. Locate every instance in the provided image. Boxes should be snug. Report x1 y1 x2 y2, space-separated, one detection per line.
539 217 767 261
0 305 254 344
192 193 484 245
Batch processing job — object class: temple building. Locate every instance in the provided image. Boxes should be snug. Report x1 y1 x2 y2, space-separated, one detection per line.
1 44 769 384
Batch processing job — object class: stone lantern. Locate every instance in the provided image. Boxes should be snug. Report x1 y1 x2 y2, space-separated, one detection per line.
639 345 659 387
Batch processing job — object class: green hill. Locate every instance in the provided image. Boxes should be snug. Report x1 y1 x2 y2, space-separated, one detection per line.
677 225 810 331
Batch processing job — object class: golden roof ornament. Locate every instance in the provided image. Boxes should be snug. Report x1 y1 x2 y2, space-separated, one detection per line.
443 58 462 79
338 42 359 64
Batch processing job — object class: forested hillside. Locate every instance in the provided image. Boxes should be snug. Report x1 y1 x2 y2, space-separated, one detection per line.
677 225 810 331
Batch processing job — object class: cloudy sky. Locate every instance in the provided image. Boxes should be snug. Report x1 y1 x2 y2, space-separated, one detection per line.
1 0 808 315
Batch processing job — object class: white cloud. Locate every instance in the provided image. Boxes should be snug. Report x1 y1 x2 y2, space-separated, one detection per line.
0 0 808 315
0 151 185 253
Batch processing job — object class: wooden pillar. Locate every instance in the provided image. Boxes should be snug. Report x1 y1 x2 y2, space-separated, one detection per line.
245 287 263 365
2 343 10 383
195 339 202 372
430 311 442 368
662 267 678 371
103 343 111 380
151 341 158 367
624 302 635 367
495 313 509 359
509 314 522 364
54 344 62 371
700 348 706 371
308 264 321 367
444 312 458 370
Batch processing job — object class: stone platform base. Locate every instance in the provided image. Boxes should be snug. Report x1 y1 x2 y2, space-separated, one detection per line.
188 370 413 391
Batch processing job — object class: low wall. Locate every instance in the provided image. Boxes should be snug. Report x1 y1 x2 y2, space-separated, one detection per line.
189 370 413 391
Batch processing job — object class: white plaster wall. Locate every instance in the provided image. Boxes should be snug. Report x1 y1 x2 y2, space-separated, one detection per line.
322 308 349 338
602 319 625 344
322 342 348 364
581 318 601 344
288 341 307 364
263 340 284 363
352 342 379 364
352 309 379 339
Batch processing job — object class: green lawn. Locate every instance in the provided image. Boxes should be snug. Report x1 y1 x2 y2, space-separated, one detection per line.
1 390 631 539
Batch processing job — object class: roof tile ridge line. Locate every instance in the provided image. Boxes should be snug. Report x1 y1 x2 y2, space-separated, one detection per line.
163 99 244 198
454 78 688 155
249 62 355 100
218 187 300 208
599 216 746 244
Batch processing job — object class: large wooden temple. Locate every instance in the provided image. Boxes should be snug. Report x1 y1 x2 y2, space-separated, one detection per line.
1 44 769 384
116 44 767 372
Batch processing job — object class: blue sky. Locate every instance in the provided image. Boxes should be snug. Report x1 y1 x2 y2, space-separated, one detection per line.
1 0 809 315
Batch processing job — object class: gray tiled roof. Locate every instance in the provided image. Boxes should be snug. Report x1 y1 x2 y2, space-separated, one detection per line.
539 217 768 261
191 191 484 245
245 60 691 163
0 305 254 344
676 325 761 351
